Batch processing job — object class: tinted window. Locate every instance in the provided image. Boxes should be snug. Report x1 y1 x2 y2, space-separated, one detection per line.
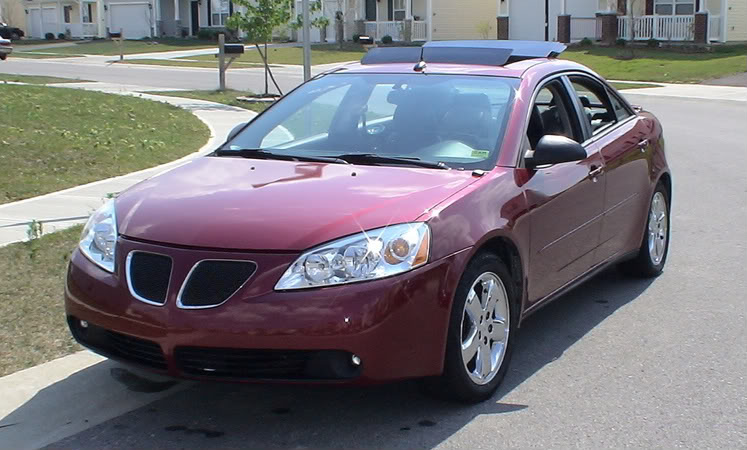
526 80 582 150
225 74 519 170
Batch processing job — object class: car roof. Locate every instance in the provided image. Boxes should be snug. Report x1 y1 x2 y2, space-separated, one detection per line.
332 58 595 81
327 40 596 81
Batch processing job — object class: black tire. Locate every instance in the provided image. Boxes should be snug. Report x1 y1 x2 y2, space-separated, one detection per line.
425 252 518 403
620 182 670 278
0 54 6 61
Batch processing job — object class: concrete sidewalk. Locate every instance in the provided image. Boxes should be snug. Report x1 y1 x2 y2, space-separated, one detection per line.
0 85 256 247
614 81 747 102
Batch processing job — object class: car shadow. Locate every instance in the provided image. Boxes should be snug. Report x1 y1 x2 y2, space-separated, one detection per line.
8 268 654 449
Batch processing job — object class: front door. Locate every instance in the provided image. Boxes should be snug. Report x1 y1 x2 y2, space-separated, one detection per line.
190 1 199 36
523 78 606 303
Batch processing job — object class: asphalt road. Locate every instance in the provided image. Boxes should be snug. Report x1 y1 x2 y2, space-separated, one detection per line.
30 90 745 448
1 57 315 93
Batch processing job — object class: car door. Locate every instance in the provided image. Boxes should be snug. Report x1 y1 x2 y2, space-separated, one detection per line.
566 74 651 264
523 77 606 304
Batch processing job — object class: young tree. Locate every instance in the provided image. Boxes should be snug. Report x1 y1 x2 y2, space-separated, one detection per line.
227 0 293 96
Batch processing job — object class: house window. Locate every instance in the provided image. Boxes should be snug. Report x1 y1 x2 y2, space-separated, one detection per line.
654 0 695 15
211 0 230 26
393 0 405 20
63 5 71 23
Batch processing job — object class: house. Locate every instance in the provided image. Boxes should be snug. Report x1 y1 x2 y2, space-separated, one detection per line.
13 0 746 42
18 0 237 39
1 0 27 30
495 0 745 44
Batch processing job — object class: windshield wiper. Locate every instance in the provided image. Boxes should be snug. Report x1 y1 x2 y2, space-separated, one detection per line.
330 153 450 170
214 148 348 165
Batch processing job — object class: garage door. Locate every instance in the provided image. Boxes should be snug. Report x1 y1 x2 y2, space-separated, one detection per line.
510 0 546 41
110 3 152 38
29 9 42 38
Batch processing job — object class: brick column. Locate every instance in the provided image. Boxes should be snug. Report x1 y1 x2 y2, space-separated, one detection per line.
694 12 708 44
496 16 509 40
596 12 618 45
558 14 571 43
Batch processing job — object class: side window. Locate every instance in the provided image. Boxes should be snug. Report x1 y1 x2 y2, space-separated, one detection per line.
607 90 632 122
568 76 617 136
526 81 582 150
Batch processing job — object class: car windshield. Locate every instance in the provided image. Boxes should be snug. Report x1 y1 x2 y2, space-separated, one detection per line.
222 73 519 170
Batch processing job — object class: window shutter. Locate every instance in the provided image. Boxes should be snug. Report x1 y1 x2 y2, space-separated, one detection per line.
646 0 653 15
229 1 233 15
618 0 626 14
388 0 393 20
207 0 212 26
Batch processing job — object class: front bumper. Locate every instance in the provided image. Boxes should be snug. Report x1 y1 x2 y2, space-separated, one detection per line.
65 237 470 383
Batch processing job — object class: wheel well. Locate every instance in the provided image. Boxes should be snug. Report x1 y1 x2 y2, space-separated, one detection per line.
476 237 524 312
658 172 672 202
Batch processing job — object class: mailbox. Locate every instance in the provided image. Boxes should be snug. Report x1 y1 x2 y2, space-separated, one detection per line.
358 35 374 45
109 31 122 39
224 44 245 54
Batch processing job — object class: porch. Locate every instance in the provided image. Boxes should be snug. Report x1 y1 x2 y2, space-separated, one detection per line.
363 20 427 42
360 0 429 42
614 0 728 43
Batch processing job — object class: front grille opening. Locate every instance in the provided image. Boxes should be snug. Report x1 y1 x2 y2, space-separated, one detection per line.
127 251 172 305
178 260 256 308
174 347 361 380
68 317 167 370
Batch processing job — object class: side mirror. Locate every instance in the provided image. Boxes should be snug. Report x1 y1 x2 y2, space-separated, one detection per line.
524 135 587 169
227 122 247 141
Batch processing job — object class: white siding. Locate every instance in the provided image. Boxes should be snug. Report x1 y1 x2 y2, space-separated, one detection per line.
431 0 497 40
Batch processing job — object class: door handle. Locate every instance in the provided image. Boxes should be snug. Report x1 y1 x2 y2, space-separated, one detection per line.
589 165 603 182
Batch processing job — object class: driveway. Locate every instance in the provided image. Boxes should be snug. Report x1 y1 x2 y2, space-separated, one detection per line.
4 92 742 449
703 72 747 87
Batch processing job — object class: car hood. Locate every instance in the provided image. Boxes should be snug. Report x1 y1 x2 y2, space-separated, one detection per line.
116 157 480 251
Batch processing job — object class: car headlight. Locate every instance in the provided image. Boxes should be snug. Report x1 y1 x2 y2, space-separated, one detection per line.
275 223 430 290
79 199 117 273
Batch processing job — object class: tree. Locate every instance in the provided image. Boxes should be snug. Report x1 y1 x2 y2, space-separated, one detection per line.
227 0 293 96
290 0 330 43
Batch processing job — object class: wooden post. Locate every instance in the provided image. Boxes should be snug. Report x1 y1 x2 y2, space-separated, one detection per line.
218 33 226 91
119 28 123 61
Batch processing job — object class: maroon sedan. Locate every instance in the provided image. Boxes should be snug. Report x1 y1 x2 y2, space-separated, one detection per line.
66 41 671 403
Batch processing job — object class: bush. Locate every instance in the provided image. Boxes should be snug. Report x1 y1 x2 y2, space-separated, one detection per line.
579 37 593 46
647 38 659 48
197 28 218 41
381 35 393 44
57 33 66 40
616 38 627 47
44 32 55 40
352 33 361 43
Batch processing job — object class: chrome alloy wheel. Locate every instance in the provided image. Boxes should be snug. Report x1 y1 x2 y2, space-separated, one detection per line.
648 191 669 265
460 272 510 385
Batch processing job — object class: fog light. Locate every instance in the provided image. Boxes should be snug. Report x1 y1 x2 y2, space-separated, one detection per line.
80 320 89 329
351 354 361 366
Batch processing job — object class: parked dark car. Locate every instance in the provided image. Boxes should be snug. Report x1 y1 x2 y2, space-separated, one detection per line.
65 41 671 403
0 23 24 41
0 37 11 60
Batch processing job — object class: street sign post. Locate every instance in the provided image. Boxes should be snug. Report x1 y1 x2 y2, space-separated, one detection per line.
302 0 311 81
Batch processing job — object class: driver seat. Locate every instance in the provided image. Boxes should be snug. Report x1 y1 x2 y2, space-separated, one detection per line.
438 93 493 149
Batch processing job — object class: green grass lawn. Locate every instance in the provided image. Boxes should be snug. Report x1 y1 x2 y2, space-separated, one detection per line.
0 226 83 377
611 81 660 89
123 44 364 68
0 74 89 84
0 84 209 203
9 52 79 59
20 38 215 56
562 45 747 83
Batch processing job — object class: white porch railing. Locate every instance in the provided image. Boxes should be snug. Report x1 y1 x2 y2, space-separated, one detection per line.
570 17 598 41
364 21 427 42
709 14 721 41
618 15 695 41
65 22 98 37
